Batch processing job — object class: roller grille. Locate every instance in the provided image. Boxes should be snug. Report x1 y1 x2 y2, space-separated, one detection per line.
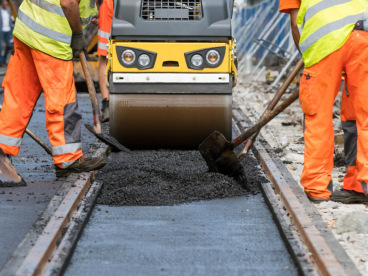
141 0 203 21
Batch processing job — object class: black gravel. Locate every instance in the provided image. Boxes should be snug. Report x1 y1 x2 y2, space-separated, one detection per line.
96 150 268 206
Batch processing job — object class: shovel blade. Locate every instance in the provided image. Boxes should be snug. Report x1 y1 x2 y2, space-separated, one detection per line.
199 131 250 190
199 131 241 175
199 131 230 172
85 124 131 153
215 149 242 176
0 149 26 187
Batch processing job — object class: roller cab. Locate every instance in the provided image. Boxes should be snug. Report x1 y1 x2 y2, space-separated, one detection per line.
108 0 237 149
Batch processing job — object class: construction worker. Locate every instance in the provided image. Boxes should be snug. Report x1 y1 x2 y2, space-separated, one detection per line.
280 0 368 203
0 0 106 177
96 0 113 122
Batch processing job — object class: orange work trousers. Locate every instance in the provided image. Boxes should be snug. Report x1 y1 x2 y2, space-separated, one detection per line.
300 30 368 199
97 0 113 56
0 37 83 168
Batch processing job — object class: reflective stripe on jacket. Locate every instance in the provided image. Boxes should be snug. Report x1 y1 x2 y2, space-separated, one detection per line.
297 0 367 67
13 0 97 60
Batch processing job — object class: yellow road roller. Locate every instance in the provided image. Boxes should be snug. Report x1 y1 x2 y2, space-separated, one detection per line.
107 0 237 149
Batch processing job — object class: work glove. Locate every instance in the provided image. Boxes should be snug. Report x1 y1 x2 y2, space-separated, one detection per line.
71 32 87 59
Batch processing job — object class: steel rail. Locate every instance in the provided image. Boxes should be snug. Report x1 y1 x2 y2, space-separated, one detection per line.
4 142 109 276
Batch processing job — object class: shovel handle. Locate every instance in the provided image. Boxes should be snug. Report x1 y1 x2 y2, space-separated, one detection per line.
79 52 102 134
264 59 304 114
232 90 300 148
235 59 304 151
24 129 52 156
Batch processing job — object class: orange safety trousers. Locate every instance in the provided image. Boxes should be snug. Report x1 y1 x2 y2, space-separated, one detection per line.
300 30 368 199
97 0 113 56
0 37 83 168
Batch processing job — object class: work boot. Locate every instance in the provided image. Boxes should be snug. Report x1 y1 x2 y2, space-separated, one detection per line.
55 156 106 177
330 189 368 204
101 98 109 123
307 196 330 203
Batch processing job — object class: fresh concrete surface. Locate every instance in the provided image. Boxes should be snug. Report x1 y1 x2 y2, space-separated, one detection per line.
66 195 297 276
0 93 101 270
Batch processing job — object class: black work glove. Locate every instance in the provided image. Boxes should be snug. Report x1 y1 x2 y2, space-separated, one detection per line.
71 32 87 59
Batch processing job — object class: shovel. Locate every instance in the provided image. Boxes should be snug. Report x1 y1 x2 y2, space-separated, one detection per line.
79 52 130 153
199 62 302 177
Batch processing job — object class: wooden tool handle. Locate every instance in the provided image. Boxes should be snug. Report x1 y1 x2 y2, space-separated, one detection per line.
265 59 303 113
232 90 299 148
79 52 102 134
25 129 52 156
238 59 304 156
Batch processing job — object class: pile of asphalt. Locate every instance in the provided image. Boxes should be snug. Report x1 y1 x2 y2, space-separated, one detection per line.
96 150 267 206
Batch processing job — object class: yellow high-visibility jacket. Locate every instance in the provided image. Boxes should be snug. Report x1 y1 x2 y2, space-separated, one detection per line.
297 0 367 67
13 0 97 60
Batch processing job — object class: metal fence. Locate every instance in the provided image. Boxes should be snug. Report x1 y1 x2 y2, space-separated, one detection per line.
232 0 300 87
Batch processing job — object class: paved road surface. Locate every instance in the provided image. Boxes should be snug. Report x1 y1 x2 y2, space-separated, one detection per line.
66 195 298 275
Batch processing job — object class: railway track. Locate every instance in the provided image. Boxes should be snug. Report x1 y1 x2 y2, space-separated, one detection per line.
0 105 361 276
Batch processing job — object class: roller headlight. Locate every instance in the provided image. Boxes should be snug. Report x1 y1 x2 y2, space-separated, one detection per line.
191 54 203 67
121 49 136 65
138 54 151 67
206 50 220 65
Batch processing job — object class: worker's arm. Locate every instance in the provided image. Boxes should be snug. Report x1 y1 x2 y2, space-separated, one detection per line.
61 0 86 58
290 8 301 54
61 0 82 32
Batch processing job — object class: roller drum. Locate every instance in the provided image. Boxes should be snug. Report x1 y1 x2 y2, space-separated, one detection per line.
109 94 232 149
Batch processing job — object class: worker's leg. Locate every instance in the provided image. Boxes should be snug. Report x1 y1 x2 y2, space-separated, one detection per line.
97 0 113 122
98 55 109 122
99 55 109 100
340 77 359 192
300 50 343 199
346 30 368 195
0 37 42 156
97 0 113 60
31 47 83 168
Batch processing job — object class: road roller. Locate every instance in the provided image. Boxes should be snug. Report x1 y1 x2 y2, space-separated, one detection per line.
107 0 237 149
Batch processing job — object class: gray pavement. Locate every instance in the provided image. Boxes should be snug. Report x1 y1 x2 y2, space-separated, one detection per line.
0 93 101 270
66 195 298 276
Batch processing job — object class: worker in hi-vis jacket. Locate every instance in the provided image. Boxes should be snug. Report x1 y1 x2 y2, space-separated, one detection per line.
280 0 368 203
0 0 106 177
